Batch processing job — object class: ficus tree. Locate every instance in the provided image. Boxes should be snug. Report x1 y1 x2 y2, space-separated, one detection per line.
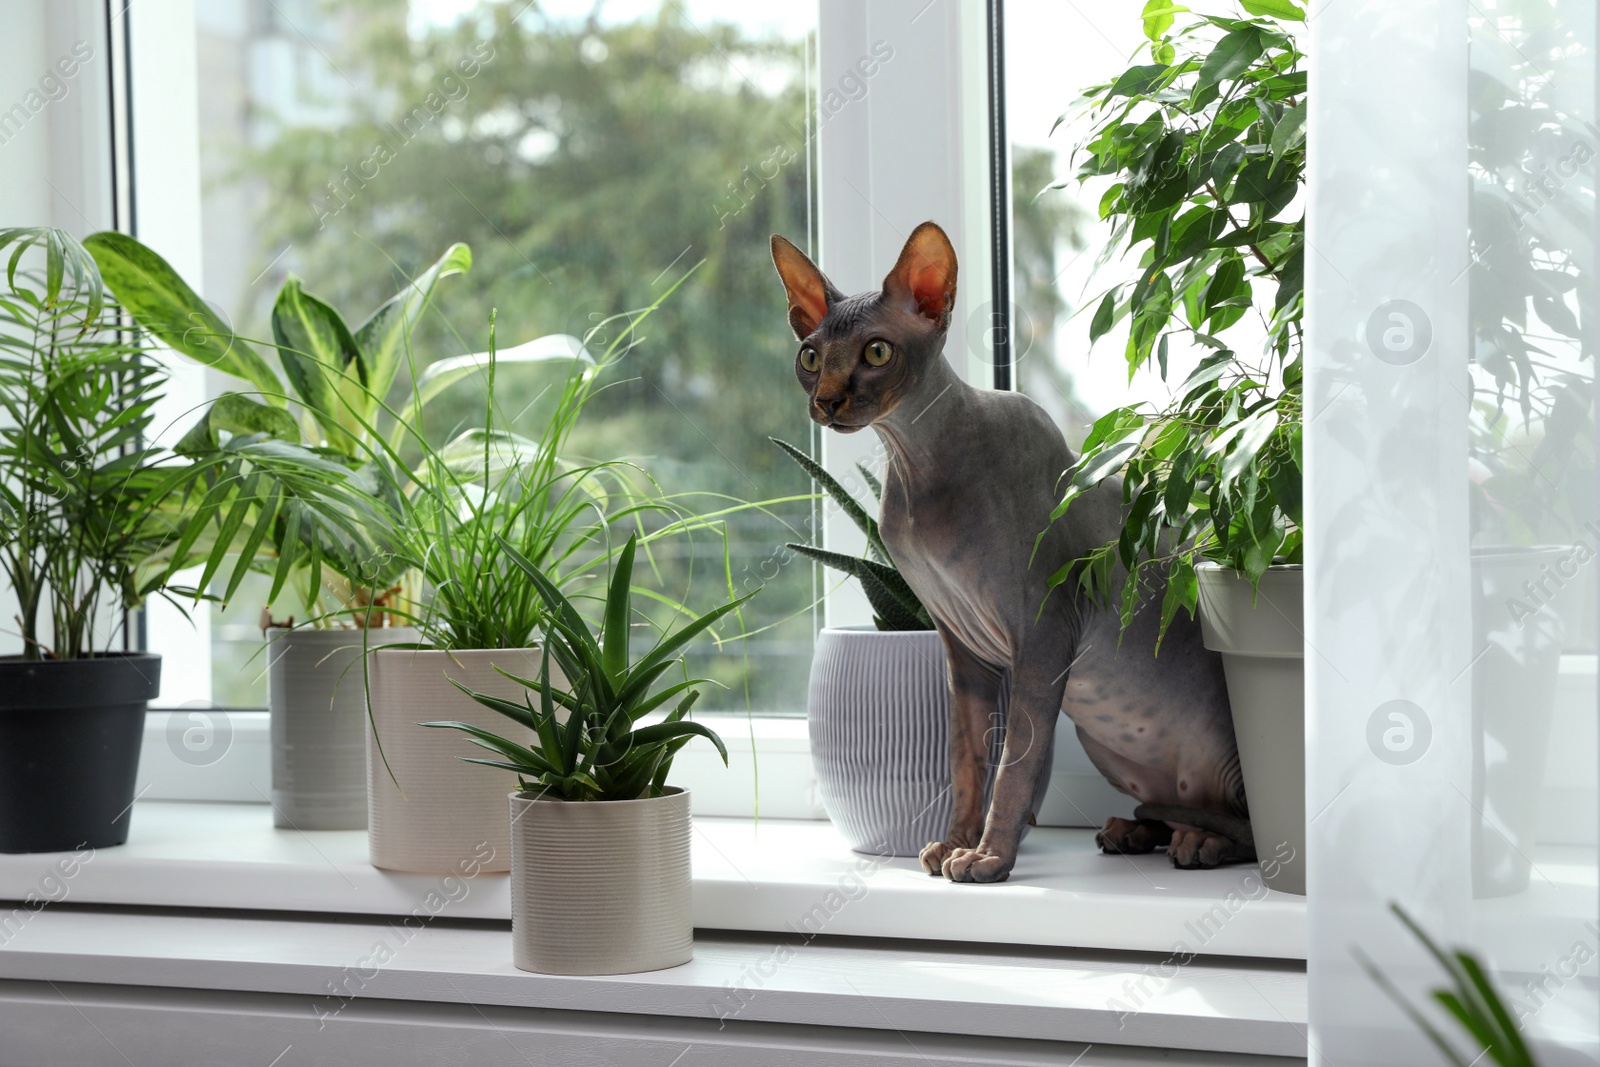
1045 1 1306 638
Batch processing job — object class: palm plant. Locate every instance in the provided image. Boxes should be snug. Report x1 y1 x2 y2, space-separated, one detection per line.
0 228 372 659
770 437 931 631
422 532 749 801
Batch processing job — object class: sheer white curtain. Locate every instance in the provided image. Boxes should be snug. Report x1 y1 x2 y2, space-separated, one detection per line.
1308 0 1598 1063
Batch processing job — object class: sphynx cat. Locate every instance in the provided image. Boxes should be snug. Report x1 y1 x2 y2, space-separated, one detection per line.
771 222 1252 883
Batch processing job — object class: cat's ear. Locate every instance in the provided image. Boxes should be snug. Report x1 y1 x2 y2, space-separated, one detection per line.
882 221 958 331
771 235 842 340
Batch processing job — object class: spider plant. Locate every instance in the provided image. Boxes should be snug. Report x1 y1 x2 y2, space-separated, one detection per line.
422 532 750 801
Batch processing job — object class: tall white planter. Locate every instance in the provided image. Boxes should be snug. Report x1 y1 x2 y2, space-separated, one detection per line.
509 788 693 975
269 626 417 831
1196 564 1306 895
1468 547 1564 897
808 626 1052 856
367 648 540 873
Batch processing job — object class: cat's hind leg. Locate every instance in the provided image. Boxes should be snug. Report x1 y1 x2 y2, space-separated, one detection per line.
1134 802 1257 869
1167 829 1253 869
1095 816 1172 855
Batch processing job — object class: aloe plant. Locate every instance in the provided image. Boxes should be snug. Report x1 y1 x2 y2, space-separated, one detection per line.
770 437 931 632
421 532 750 801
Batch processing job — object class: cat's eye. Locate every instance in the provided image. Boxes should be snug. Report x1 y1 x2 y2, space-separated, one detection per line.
798 347 820 372
863 339 893 367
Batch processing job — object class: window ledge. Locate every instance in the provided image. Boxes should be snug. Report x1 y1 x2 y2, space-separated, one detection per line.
1 801 1306 959
0 904 1308 1060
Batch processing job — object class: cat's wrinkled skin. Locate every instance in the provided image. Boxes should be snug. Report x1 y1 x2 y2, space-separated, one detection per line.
770 222 1251 883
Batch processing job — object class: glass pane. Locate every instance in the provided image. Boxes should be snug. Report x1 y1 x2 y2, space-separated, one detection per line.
1003 3 1186 447
191 0 819 712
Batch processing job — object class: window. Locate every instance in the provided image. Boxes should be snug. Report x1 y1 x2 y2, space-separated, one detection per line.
152 0 823 715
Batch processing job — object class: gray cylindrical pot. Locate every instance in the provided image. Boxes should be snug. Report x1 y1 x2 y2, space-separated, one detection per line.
808 626 1052 857
367 648 539 873
509 788 692 975
268 627 417 830
1196 564 1305 895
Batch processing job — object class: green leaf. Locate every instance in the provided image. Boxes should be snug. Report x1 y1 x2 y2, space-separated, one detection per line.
630 718 728 766
771 437 886 562
1071 423 1146 490
1108 63 1172 99
1239 0 1305 20
1218 409 1279 488
1196 28 1264 92
83 231 284 400
175 392 301 456
272 277 364 451
1141 2 1188 41
389 333 591 450
351 243 471 406
1089 288 1120 344
1268 102 1308 175
601 533 637 683
1157 555 1198 647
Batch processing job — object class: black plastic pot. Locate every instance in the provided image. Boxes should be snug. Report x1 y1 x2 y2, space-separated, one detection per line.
0 653 160 853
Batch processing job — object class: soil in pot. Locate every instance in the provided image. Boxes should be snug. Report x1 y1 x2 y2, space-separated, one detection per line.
0 653 161 853
509 787 692 975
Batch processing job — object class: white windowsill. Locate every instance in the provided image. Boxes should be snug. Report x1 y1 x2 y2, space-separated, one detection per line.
2 801 1307 960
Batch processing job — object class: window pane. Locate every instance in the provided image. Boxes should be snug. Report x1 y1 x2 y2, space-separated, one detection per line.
192 0 819 712
1003 3 1208 442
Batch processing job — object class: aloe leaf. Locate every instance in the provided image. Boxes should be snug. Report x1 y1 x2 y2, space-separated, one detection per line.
601 533 637 682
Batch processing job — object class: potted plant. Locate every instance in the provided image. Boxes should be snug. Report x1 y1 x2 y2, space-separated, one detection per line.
0 228 361 851
773 438 1051 856
86 235 475 830
86 235 586 832
423 532 748 975
1049 9 1307 889
365 292 689 873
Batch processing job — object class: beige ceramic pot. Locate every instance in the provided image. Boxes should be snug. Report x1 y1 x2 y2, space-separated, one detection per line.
268 626 417 831
509 787 693 975
367 647 540 872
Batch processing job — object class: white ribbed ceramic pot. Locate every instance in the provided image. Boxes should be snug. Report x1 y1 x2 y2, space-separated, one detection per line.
509 787 692 975
269 626 417 831
808 626 1052 857
367 647 540 873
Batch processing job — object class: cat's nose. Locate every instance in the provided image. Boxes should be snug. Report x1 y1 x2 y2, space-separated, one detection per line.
813 393 845 418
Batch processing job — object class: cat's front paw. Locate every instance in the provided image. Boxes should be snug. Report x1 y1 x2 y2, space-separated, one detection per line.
919 840 953 875
941 846 1014 884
